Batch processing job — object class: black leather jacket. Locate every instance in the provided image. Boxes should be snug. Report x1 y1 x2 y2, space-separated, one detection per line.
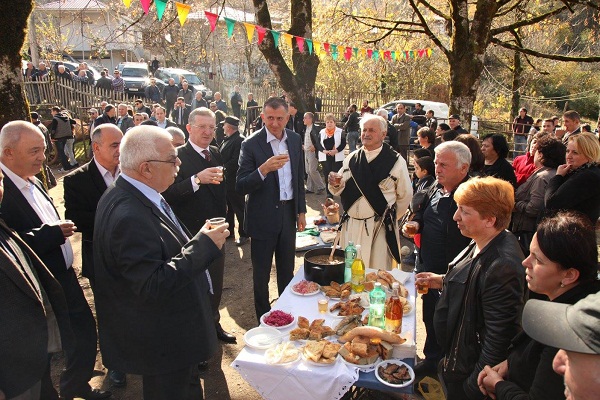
434 230 526 399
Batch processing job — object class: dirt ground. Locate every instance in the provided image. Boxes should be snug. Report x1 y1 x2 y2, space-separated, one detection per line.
48 168 428 400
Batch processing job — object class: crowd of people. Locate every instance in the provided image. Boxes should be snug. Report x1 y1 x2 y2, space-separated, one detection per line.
0 90 599 400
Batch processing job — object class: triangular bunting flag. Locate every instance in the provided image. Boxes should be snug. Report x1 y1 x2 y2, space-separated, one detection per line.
296 37 305 52
391 51 396 60
243 23 255 43
427 48 433 57
155 0 167 21
344 47 352 61
122 0 132 7
256 26 267 44
353 47 358 58
373 50 379 60
140 0 151 14
417 49 425 58
204 11 219 32
359 48 366 59
384 50 391 60
176 2 191 26
306 39 313 54
224 17 235 38
271 31 281 48
331 44 337 56
367 49 373 59
314 41 322 57
404 51 410 59
323 42 330 55
283 33 293 48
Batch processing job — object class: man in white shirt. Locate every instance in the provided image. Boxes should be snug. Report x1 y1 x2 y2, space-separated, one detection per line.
0 121 110 400
154 106 177 130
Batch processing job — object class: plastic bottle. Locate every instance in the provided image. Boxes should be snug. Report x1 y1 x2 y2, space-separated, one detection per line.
368 282 387 329
385 282 403 333
344 241 357 283
351 244 365 292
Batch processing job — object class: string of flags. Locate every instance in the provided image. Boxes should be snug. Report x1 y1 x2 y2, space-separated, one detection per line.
122 0 433 61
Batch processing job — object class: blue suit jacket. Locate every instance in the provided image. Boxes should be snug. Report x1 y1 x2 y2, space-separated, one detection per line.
236 127 306 239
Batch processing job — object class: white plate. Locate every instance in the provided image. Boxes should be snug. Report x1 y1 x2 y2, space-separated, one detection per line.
375 359 415 388
265 343 302 365
290 281 321 296
402 300 415 317
301 353 339 367
341 356 381 371
244 327 283 350
260 311 296 330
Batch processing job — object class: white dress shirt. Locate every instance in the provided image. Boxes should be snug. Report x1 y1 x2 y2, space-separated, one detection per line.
258 128 293 201
189 140 212 192
94 158 120 187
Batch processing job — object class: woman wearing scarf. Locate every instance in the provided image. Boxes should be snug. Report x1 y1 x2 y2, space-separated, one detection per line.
318 113 346 197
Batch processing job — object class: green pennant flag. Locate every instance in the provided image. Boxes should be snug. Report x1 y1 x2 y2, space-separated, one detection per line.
353 47 358 58
391 51 396 60
155 0 167 21
224 17 235 38
271 30 281 48
410 50 415 58
306 39 313 54
331 44 338 60
373 50 379 60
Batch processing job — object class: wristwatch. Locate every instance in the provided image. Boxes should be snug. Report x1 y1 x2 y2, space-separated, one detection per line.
194 175 201 186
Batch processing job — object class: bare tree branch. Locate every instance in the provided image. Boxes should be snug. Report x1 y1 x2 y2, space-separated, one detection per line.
408 0 449 56
490 37 600 61
414 0 450 20
491 5 569 35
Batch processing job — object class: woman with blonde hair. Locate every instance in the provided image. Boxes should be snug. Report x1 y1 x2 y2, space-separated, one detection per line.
318 113 346 197
545 132 600 223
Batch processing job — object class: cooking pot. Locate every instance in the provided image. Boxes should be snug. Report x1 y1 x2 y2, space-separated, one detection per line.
304 248 345 285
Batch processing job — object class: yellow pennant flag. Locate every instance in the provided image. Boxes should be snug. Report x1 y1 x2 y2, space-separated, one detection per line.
283 33 293 48
359 48 366 59
175 2 191 26
243 22 255 43
313 40 322 57
122 0 132 7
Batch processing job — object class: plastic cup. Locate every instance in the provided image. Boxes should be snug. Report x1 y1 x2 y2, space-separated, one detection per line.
318 299 328 313
208 217 226 230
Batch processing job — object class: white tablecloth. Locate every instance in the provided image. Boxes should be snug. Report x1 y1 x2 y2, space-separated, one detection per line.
232 268 417 400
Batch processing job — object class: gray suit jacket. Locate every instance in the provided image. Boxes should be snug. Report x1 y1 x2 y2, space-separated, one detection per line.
93 177 221 374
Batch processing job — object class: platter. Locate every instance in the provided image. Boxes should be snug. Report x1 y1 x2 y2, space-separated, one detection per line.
374 359 415 388
290 280 321 296
260 311 296 330
244 327 283 350
340 356 381 371
301 353 339 367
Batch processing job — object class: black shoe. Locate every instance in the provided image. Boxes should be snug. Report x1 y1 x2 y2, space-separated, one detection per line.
413 360 438 376
235 236 249 246
216 325 237 343
108 369 126 387
198 361 209 370
306 190 314 194
62 388 112 400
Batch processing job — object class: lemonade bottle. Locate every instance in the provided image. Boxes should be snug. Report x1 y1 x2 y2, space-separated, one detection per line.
344 241 357 283
351 244 365 292
368 282 386 329
385 282 403 333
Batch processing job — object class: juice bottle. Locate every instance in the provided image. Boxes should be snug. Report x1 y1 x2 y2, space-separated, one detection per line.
368 282 386 329
344 241 357 283
351 244 365 292
385 282 403 333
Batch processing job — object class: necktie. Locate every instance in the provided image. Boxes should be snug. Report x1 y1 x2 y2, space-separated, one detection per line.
179 108 183 125
160 197 213 294
202 149 211 162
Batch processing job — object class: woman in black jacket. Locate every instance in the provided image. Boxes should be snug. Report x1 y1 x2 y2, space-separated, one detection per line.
477 211 600 400
481 134 517 188
545 132 600 223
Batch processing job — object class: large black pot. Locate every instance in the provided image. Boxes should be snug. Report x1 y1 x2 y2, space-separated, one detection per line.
304 248 345 286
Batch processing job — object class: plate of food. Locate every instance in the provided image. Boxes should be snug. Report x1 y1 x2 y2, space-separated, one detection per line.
260 310 296 330
375 360 415 388
321 281 351 300
301 340 341 366
289 317 337 341
264 341 301 365
328 298 366 317
244 326 283 350
290 280 321 296
341 355 381 371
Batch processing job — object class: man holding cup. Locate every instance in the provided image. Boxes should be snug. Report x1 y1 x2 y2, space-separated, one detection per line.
162 107 236 344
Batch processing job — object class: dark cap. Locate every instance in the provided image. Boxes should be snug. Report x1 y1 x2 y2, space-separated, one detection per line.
104 105 115 113
30 112 40 120
224 116 240 127
523 292 600 355
449 114 460 120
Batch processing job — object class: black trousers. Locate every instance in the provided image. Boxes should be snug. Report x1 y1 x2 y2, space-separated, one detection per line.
207 246 225 325
251 200 296 321
51 267 98 397
226 189 247 239
55 137 72 170
142 365 202 400
422 289 443 363
320 158 342 197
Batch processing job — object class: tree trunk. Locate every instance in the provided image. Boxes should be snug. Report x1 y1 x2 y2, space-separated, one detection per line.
0 0 33 129
510 50 523 121
253 0 319 116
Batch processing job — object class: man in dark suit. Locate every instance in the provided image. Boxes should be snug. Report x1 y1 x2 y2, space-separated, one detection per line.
0 121 109 400
236 97 307 321
116 104 135 134
63 123 126 387
163 107 236 344
0 170 74 400
286 102 304 137
219 116 248 245
93 126 228 399
171 97 192 137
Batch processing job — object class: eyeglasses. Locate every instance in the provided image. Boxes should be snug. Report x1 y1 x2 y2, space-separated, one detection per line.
191 124 216 131
146 158 178 166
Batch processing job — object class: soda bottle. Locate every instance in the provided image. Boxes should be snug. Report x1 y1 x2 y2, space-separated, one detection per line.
368 282 386 329
351 244 365 292
344 241 357 283
385 282 403 333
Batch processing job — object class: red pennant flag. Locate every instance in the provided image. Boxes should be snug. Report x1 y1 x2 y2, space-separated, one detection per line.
296 36 305 52
323 42 330 55
384 50 391 60
256 26 267 44
204 11 219 32
418 49 426 58
344 46 352 61
367 49 373 59
139 0 150 14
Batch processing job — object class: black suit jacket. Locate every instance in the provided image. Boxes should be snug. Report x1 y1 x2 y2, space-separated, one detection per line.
219 131 245 192
236 127 306 239
162 142 227 235
171 105 191 127
93 177 221 375
0 172 69 277
63 160 108 280
0 219 73 399
286 114 304 138
117 115 135 134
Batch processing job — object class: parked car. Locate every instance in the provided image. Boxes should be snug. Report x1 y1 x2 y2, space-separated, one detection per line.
154 67 213 99
118 62 156 97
